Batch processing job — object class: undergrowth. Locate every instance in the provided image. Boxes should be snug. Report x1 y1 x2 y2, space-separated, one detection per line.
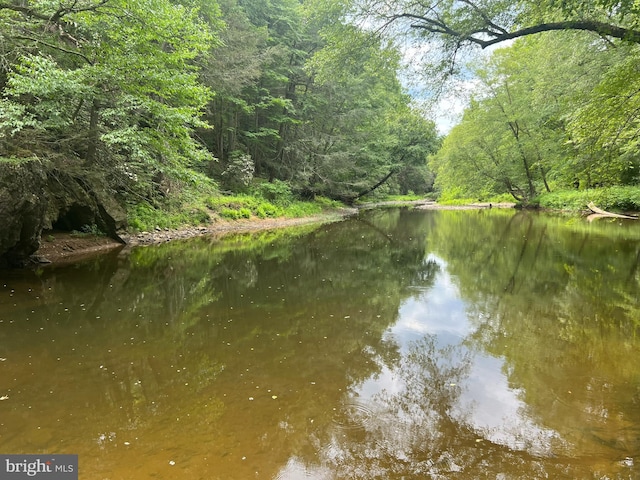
127 177 344 232
533 187 640 212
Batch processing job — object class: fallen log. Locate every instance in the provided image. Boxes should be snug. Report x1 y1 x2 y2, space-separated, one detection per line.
587 202 638 221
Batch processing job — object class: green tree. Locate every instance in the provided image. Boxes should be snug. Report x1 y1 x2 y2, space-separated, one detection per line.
567 44 640 186
0 0 220 195
200 0 438 201
285 22 438 200
233 0 313 181
431 32 637 200
198 0 269 179
431 66 554 203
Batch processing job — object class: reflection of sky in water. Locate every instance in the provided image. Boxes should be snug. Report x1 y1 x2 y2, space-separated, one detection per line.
358 254 559 455
277 254 563 479
393 255 472 344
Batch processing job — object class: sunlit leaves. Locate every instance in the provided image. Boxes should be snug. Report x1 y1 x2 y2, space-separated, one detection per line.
0 0 219 189
5 55 89 130
432 31 640 201
0 99 36 138
568 45 640 184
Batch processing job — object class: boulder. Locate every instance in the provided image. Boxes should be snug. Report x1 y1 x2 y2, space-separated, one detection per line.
0 160 49 267
0 159 127 267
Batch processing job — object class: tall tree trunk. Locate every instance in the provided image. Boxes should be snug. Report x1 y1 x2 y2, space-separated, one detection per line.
507 120 536 198
539 164 551 193
534 148 551 192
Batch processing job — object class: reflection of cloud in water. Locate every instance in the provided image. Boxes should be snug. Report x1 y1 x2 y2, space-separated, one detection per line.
362 254 561 455
274 457 332 480
392 255 470 343
278 254 565 478
455 354 561 456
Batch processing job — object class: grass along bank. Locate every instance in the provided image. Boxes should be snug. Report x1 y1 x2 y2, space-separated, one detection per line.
532 186 640 214
429 187 640 214
126 179 344 233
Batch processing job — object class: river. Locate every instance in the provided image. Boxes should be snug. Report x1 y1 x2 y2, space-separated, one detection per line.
1 207 639 479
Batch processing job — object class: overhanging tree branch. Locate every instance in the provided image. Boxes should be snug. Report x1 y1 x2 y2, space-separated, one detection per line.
1 0 111 57
400 14 640 46
354 166 399 200
0 0 109 22
476 21 640 47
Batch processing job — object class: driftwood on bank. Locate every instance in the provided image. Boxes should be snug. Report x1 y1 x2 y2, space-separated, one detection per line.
586 202 638 222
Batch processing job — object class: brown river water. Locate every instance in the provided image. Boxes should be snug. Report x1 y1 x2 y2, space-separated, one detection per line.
1 207 639 479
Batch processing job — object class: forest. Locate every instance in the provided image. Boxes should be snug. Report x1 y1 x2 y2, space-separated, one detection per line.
1 0 640 241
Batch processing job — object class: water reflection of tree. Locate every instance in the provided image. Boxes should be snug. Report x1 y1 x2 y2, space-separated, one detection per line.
427 209 640 475
318 336 578 479
4 207 446 478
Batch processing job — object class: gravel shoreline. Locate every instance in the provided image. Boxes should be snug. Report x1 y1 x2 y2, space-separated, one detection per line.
119 212 354 247
32 210 355 265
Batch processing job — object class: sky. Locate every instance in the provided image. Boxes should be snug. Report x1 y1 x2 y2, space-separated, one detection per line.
401 41 514 135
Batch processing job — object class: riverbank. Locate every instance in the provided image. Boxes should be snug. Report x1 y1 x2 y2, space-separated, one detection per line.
31 200 518 265
416 201 516 210
32 210 356 265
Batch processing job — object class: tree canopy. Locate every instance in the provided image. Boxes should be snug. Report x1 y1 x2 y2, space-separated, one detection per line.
430 30 640 202
2 0 639 221
0 0 439 223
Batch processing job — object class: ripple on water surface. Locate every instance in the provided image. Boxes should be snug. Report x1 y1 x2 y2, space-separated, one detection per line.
331 400 375 432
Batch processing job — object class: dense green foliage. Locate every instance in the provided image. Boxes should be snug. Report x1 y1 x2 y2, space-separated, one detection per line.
0 0 439 226
314 0 640 206
0 0 216 175
3 0 640 223
430 31 640 203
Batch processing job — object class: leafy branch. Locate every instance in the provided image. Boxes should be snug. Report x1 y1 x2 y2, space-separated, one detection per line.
373 0 640 49
0 0 110 23
13 34 93 64
389 13 640 47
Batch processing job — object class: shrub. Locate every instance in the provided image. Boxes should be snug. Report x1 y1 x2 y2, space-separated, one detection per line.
221 151 254 191
220 208 243 220
535 186 640 212
256 203 280 218
128 201 212 232
253 179 294 205
314 196 342 208
281 201 323 217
